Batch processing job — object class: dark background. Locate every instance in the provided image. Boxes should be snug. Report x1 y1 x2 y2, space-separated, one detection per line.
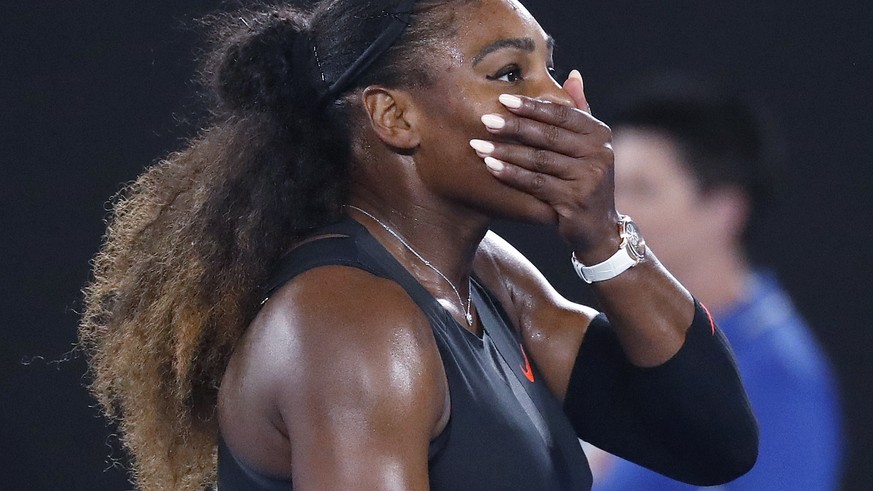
3 1 871 489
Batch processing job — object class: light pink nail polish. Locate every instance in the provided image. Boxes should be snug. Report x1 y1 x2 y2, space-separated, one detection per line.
569 70 583 84
484 157 505 172
469 139 495 154
481 114 505 130
498 94 522 109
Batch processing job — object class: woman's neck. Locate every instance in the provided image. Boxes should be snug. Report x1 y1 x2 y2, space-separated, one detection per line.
348 189 493 300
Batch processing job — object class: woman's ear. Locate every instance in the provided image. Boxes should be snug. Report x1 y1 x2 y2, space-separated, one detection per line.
361 86 421 150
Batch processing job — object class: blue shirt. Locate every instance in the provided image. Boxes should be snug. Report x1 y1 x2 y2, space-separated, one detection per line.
591 271 843 491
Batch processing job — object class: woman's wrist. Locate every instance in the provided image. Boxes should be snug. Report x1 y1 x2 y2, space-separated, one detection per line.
567 214 624 266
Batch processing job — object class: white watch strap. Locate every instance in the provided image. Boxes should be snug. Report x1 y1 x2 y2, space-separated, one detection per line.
571 245 638 284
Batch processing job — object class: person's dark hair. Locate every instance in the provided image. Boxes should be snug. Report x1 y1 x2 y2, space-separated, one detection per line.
78 1 474 489
612 74 783 219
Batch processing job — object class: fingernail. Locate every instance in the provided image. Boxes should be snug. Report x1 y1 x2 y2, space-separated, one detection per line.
569 69 583 84
484 156 505 172
481 114 505 129
469 139 494 154
498 94 523 109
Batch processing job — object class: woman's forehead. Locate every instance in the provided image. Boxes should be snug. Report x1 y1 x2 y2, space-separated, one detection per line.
463 0 543 36
503 0 537 23
447 0 550 61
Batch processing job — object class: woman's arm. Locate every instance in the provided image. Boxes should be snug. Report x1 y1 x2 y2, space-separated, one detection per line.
479 72 694 368
564 303 758 485
477 231 757 485
475 70 756 484
478 198 751 484
231 266 448 490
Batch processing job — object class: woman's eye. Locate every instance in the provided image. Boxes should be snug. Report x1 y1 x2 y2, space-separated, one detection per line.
488 65 523 83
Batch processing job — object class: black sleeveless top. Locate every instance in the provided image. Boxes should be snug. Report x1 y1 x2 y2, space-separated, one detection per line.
218 216 593 490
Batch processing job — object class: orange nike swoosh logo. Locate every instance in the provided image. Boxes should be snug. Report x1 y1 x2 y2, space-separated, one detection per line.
520 344 535 383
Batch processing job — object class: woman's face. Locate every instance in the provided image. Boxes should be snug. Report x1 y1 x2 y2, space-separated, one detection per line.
406 0 575 223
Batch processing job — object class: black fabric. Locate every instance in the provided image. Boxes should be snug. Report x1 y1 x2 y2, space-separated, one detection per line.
218 436 288 491
219 216 592 490
563 302 759 486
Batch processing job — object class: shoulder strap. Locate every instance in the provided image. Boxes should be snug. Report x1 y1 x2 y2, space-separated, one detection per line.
350 218 456 324
261 217 452 325
262 217 378 300
262 236 360 300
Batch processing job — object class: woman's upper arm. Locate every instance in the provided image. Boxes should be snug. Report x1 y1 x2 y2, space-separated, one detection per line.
266 267 447 490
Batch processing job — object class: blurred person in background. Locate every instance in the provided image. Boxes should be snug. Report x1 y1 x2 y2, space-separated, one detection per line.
588 76 843 491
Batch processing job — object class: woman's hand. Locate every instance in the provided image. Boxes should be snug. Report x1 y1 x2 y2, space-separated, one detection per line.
472 70 694 367
470 70 621 263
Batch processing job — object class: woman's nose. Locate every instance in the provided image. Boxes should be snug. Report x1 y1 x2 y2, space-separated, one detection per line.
532 72 576 107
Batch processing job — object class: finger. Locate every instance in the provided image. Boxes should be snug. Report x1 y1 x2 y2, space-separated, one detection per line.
497 94 593 134
562 69 590 113
481 113 583 155
470 139 576 180
481 111 610 155
480 156 569 204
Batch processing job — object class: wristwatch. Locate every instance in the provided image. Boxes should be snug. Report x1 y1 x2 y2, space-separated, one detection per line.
571 215 647 283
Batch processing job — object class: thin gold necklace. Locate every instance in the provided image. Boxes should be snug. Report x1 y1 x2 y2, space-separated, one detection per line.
345 205 474 327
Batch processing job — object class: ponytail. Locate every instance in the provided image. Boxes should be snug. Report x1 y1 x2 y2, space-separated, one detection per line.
80 7 349 489
79 1 472 488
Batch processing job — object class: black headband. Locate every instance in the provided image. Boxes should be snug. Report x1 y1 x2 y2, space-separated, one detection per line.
318 0 417 105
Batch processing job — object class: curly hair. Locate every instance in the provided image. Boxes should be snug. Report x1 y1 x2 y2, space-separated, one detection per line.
78 1 473 488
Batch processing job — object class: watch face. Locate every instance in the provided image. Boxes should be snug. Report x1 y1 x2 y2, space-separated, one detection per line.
624 220 647 260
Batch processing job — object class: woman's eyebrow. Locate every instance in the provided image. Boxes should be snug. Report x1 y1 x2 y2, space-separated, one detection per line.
471 35 556 66
472 37 533 66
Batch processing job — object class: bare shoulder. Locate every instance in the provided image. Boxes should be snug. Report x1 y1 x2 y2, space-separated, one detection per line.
257 264 445 423
219 265 447 485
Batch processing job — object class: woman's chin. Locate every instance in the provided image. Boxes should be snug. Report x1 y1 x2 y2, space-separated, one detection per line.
486 193 558 226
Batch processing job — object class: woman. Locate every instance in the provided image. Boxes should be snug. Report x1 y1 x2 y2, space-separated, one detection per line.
80 0 758 489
